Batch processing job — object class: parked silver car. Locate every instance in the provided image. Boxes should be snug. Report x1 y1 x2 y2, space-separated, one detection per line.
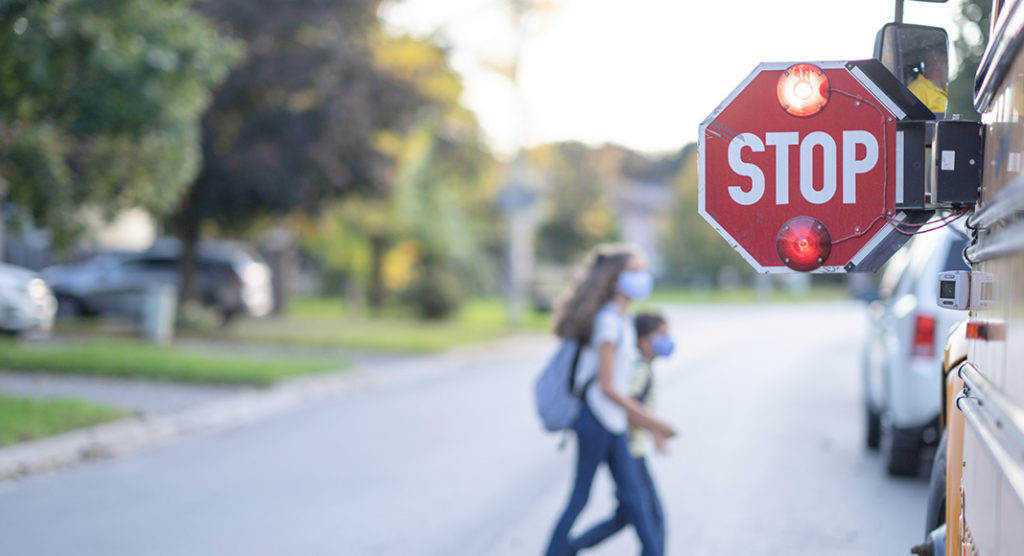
0 263 57 336
42 239 273 322
861 221 969 476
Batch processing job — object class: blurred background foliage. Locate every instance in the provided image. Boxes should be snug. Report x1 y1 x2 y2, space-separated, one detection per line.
0 0 994 324
0 0 239 246
947 0 990 119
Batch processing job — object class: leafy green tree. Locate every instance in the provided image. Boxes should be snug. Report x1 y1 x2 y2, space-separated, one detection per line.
301 34 498 314
0 0 239 249
530 142 622 264
661 143 751 285
947 0 991 118
171 0 428 306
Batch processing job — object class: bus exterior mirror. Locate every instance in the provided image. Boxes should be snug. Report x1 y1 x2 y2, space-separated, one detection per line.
873 22 950 117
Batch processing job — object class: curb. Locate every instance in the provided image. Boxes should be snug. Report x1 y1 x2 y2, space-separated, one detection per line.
0 332 550 482
0 370 355 482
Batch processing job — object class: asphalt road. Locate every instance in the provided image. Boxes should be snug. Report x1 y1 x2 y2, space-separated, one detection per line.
0 301 928 555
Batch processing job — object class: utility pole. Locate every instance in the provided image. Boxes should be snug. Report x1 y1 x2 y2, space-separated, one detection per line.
0 177 7 263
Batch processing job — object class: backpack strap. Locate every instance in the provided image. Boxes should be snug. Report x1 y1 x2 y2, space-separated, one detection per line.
576 375 596 399
567 340 583 393
635 367 654 404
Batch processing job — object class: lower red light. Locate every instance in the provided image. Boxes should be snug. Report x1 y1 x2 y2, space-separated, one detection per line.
776 216 831 271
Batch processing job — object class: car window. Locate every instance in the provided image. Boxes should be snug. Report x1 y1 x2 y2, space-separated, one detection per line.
878 248 912 301
137 258 178 272
943 236 970 272
888 231 941 300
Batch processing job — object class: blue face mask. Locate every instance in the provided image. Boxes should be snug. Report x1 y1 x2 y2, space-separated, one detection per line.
652 334 675 357
617 270 653 300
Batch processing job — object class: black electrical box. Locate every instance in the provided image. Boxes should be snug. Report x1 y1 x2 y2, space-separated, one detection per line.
931 120 984 206
895 121 927 209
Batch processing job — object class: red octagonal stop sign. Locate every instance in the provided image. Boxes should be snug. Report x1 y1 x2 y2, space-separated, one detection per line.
699 59 933 273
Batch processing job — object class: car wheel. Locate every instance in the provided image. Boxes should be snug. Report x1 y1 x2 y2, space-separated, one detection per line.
865 404 882 450
924 431 947 535
55 296 83 318
883 420 922 476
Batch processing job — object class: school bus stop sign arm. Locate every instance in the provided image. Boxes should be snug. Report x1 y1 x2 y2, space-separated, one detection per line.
698 59 935 273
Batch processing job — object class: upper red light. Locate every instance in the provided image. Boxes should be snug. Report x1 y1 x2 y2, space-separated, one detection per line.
777 63 830 117
776 216 831 271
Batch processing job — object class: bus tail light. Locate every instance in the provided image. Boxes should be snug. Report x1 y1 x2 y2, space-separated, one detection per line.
912 314 937 358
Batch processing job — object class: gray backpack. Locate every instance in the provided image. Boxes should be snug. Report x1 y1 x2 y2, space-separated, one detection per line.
534 339 593 432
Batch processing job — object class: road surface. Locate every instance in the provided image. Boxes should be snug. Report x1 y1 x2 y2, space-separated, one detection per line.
0 301 929 555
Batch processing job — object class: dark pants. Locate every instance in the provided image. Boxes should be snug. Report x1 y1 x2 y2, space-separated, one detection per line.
572 456 665 551
543 404 663 556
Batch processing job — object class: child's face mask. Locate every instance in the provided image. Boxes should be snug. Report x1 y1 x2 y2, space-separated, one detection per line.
652 334 675 357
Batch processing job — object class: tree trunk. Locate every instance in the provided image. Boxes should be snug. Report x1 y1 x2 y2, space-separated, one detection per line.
368 235 388 312
172 187 202 319
0 196 5 264
180 220 200 312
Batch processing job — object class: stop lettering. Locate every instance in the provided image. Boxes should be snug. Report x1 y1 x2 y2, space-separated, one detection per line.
726 130 879 206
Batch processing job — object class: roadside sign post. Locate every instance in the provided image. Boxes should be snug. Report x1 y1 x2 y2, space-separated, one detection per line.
699 59 935 273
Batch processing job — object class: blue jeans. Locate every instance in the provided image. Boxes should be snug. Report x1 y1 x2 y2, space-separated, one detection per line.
543 403 663 556
571 456 665 551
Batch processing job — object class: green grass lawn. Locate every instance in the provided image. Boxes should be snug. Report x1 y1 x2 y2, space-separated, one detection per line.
0 339 341 386
32 287 849 365
0 395 128 447
225 289 850 352
226 297 551 353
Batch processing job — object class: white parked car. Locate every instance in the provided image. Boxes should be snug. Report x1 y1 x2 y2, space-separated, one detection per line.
0 263 57 336
861 222 969 475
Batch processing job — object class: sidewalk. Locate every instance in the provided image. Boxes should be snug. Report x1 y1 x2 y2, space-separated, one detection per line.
0 333 551 482
0 371 244 416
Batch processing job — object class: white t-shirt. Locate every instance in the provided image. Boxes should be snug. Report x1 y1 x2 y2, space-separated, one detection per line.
573 302 637 434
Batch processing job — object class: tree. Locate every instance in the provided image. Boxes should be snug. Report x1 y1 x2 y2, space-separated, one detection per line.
300 33 499 314
0 0 239 252
171 0 428 310
530 142 623 264
661 143 752 285
947 0 991 118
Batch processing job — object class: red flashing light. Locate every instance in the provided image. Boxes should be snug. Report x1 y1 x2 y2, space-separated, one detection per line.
776 216 831 271
777 63 830 117
912 314 936 358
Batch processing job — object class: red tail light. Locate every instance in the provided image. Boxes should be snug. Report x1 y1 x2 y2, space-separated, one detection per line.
912 314 936 358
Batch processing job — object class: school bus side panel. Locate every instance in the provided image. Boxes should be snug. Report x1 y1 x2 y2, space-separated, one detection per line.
962 14 1024 552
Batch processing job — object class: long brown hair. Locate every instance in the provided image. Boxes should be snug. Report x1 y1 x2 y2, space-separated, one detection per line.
553 243 639 342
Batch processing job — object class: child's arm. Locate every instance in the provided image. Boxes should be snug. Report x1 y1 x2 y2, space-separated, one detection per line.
597 341 676 438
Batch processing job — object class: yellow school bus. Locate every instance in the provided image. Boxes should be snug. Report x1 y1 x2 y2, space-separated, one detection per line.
930 1 1024 554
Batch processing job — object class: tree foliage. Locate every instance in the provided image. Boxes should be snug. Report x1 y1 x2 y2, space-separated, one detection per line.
176 0 425 232
947 0 991 118
0 0 239 244
661 143 751 285
529 142 623 264
298 33 499 311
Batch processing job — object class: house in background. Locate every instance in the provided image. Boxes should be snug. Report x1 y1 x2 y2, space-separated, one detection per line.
3 206 157 269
